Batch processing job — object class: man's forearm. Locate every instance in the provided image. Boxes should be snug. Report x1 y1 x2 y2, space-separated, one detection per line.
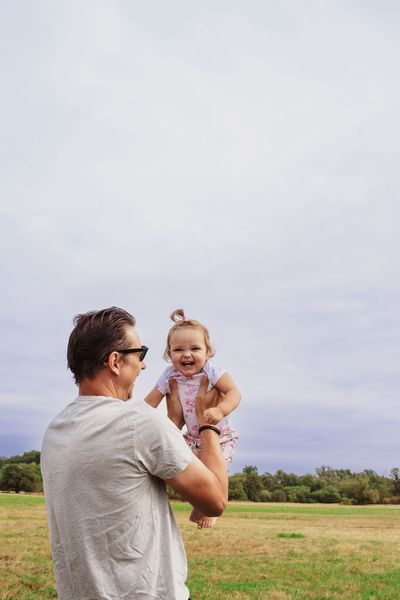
194 375 228 506
198 428 228 503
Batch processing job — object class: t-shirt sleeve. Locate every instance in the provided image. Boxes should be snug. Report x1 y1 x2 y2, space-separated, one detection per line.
134 408 193 480
203 359 226 387
155 365 175 395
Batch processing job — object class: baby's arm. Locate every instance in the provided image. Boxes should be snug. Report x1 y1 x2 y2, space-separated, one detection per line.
202 373 241 426
144 387 165 408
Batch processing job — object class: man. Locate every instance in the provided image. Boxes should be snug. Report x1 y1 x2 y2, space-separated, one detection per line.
41 307 227 600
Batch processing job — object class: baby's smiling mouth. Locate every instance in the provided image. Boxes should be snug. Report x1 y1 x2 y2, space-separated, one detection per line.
181 361 194 366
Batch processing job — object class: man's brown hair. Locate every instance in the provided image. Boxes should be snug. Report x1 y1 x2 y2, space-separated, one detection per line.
67 307 135 384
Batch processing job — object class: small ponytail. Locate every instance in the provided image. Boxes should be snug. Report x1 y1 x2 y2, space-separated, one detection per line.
170 308 186 323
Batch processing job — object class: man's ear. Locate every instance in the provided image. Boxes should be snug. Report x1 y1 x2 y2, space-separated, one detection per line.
105 351 120 376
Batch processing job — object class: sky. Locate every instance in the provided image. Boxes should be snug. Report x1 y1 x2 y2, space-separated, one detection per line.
1 1 399 476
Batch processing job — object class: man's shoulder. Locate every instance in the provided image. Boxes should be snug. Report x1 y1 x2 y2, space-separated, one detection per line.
132 399 178 430
129 398 160 421
132 401 191 449
43 396 176 441
44 396 145 435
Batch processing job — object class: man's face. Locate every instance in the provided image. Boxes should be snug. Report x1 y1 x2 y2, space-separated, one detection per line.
119 326 146 400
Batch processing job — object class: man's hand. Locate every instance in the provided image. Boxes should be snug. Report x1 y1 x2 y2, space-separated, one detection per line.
195 376 222 426
166 378 184 429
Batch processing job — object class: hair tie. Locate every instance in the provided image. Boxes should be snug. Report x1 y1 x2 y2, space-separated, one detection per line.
170 308 187 323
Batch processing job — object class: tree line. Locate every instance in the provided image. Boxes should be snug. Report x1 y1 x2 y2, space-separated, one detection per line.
1 452 400 504
228 465 400 505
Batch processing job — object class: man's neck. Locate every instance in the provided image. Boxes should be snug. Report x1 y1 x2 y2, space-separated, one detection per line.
79 376 126 401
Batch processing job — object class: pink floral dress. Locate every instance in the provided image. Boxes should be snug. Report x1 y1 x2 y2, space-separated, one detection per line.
155 359 239 464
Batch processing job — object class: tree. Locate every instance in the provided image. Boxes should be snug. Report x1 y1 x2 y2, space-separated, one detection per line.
299 473 320 492
0 463 42 493
260 472 275 491
7 450 41 465
285 485 311 503
315 466 353 485
365 489 380 504
311 486 341 503
315 465 337 480
229 475 247 500
259 489 272 502
389 468 400 495
271 489 287 502
338 474 372 505
243 465 259 476
377 479 392 502
242 466 264 502
275 470 300 487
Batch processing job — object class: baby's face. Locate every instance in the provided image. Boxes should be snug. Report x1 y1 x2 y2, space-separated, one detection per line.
168 327 209 377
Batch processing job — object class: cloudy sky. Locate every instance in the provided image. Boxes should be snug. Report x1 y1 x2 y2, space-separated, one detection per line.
1 1 399 475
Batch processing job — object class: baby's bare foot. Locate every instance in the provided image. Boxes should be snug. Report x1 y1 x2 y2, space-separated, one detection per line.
196 516 217 529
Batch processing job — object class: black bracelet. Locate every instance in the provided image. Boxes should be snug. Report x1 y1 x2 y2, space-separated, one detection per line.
198 425 221 435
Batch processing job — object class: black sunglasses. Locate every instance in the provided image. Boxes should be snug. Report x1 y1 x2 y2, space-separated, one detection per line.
115 346 148 362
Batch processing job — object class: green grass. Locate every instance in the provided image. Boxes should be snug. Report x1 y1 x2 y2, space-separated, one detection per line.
178 501 400 599
277 532 306 539
224 502 400 517
1 494 400 599
0 494 45 507
175 501 389 514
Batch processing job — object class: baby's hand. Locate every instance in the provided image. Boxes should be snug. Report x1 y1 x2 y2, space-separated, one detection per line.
202 406 224 425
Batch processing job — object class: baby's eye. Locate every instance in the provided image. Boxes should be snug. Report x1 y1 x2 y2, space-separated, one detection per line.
172 348 183 352
192 347 201 351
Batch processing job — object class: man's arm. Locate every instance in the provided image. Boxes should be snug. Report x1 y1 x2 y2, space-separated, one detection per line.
167 377 228 516
167 455 227 516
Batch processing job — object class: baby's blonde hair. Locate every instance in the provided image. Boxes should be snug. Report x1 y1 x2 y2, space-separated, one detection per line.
163 308 215 361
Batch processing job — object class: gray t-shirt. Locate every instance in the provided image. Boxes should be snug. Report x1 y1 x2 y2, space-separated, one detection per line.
41 396 193 600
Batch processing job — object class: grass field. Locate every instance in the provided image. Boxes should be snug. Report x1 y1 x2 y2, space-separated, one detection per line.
1 494 400 599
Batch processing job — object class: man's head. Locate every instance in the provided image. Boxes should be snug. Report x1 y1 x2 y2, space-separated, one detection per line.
67 307 139 386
